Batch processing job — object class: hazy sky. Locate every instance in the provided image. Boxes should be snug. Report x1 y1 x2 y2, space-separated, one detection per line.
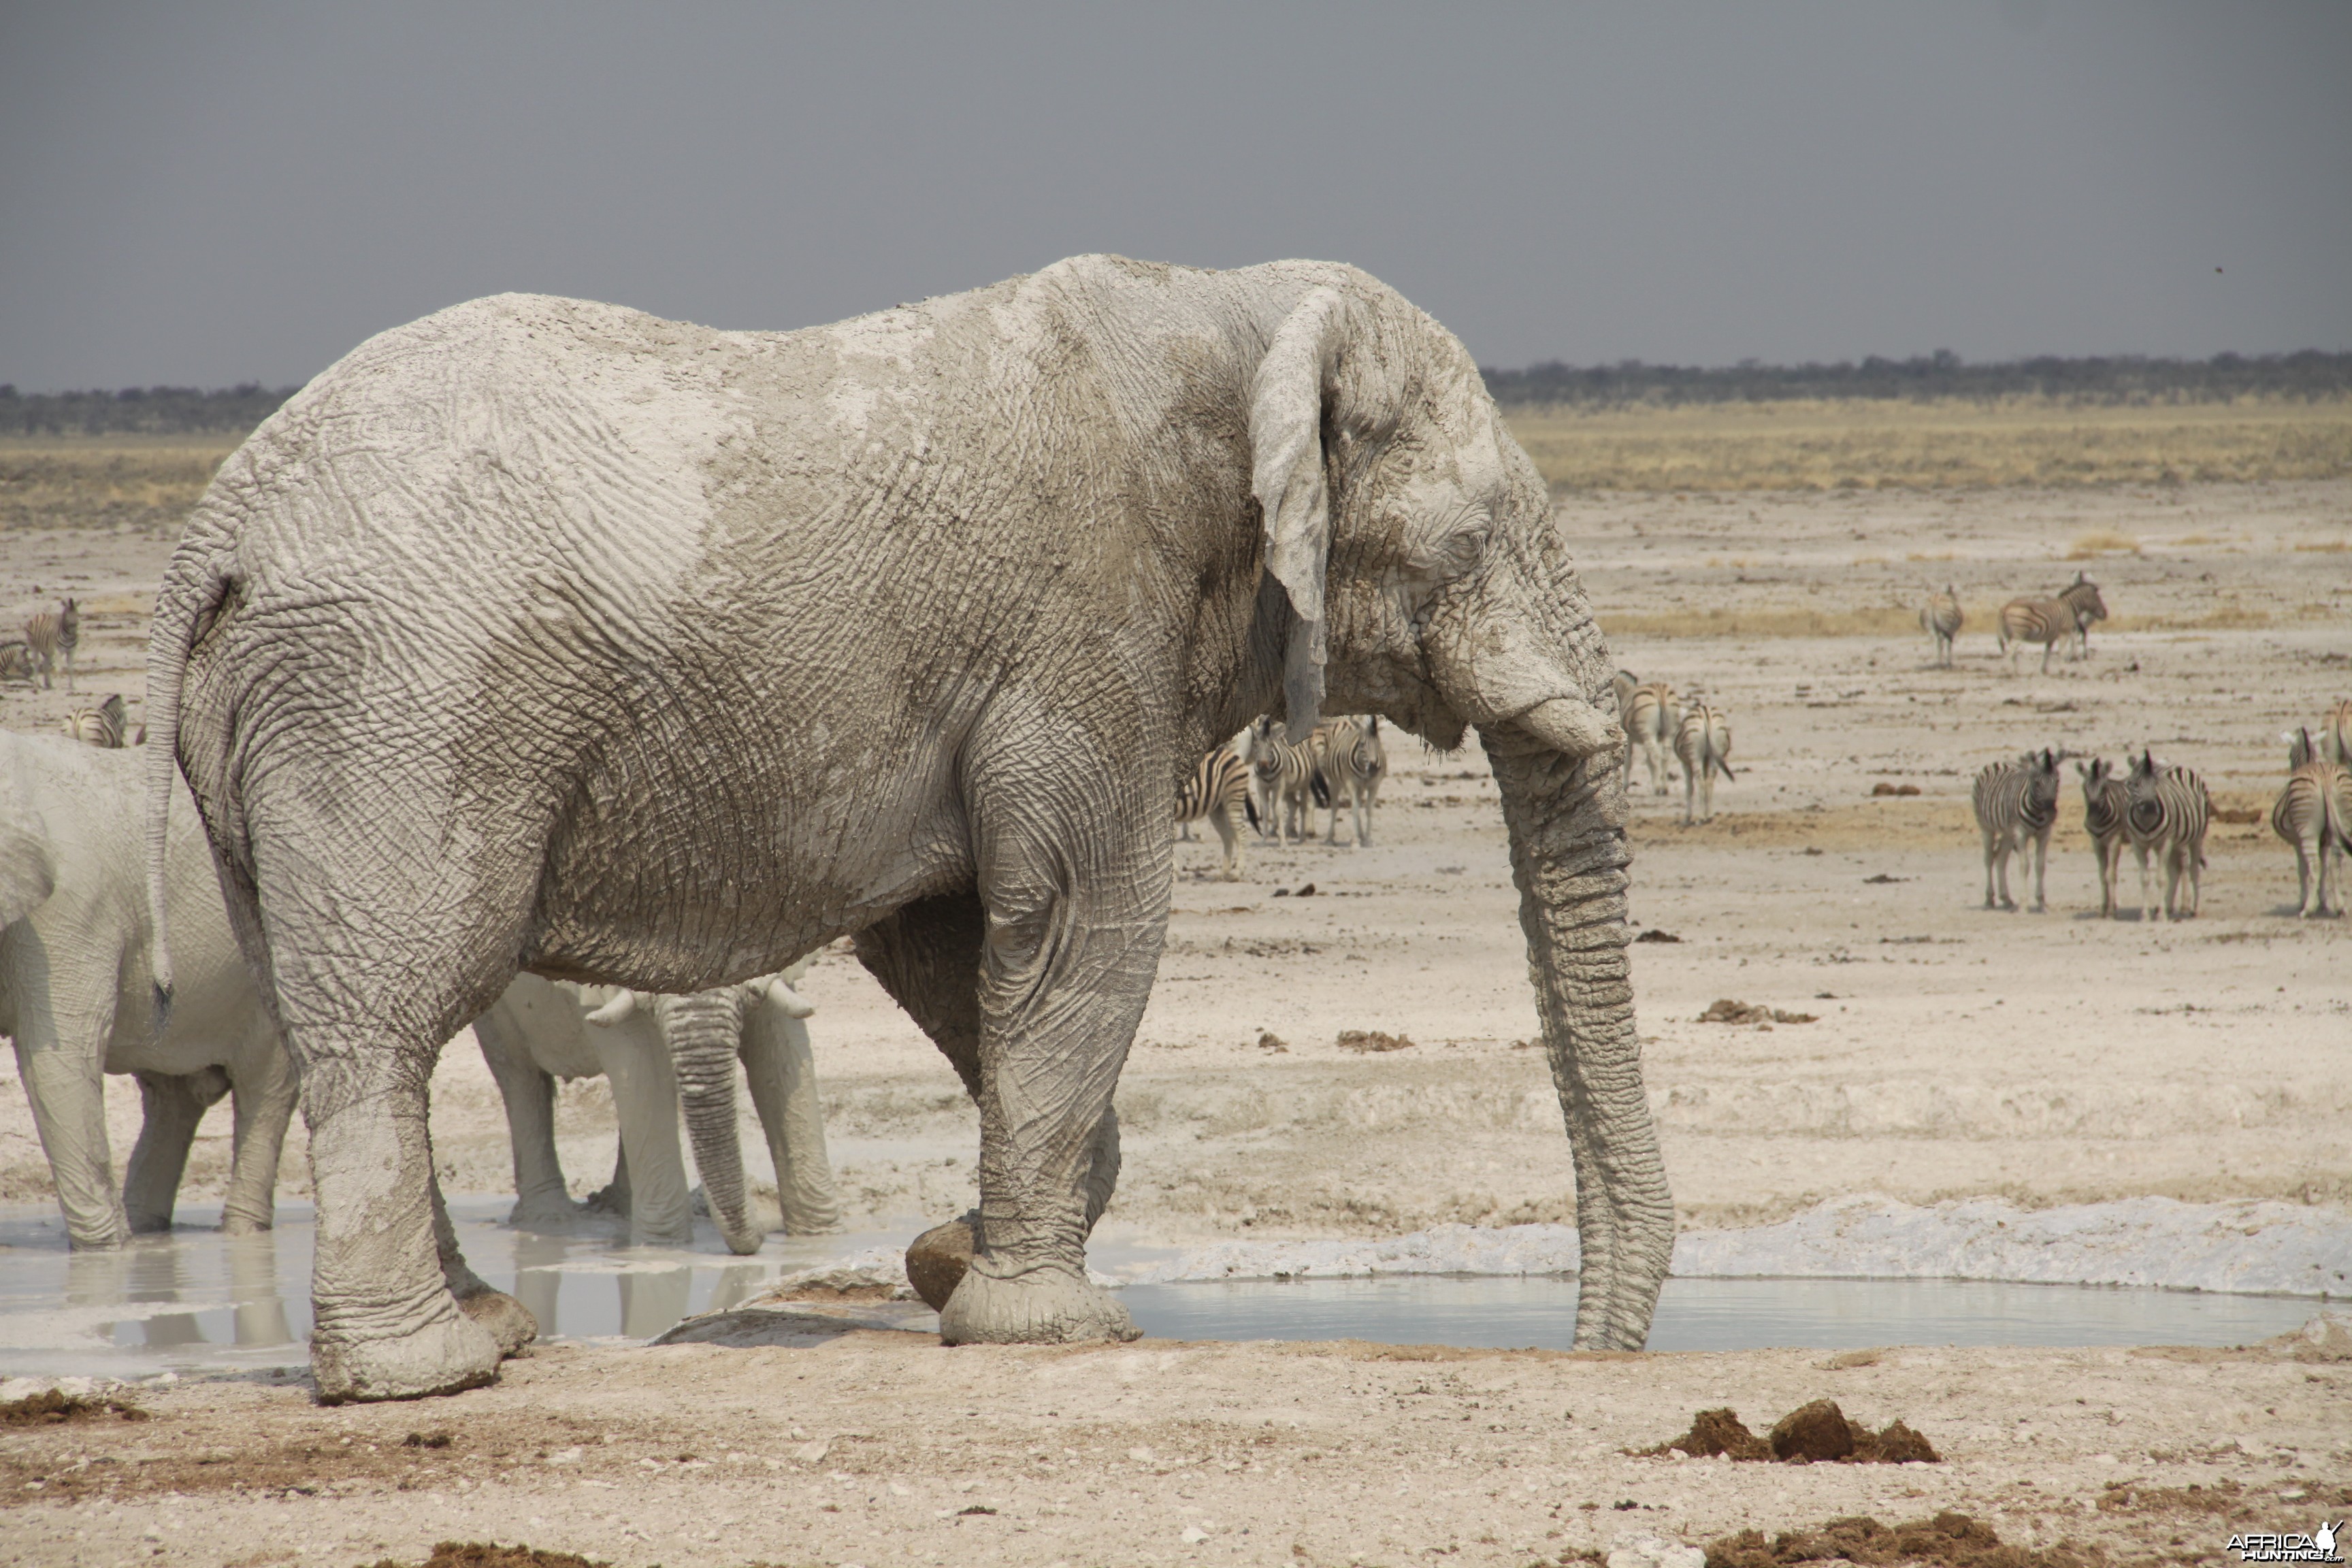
3 3 2347 389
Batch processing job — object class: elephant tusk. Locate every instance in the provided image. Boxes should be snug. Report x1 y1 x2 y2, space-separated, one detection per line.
764 977 816 1019
1515 697 1624 762
582 989 638 1027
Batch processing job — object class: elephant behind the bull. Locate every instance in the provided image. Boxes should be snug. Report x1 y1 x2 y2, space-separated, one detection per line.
146 255 1669 1403
471 963 840 1254
1 732 295 1249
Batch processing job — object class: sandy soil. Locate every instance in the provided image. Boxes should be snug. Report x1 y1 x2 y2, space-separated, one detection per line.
3 480 2348 1564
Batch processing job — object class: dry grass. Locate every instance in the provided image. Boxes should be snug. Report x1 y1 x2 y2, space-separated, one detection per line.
0 436 239 534
1603 605 1920 639
2065 529 2141 559
1503 395 2352 492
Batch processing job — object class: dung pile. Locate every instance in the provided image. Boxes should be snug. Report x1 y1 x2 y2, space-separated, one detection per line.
364 1546 608 1568
0 1388 148 1426
1336 1029 1416 1052
1646 1401 1938 1465
1703 1511 2101 1568
1697 1000 1817 1026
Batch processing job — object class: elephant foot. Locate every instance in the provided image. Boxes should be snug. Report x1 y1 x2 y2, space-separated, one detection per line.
938 1256 1139 1345
125 1210 174 1236
507 1196 616 1236
455 1285 540 1358
904 1211 979 1311
311 1311 502 1404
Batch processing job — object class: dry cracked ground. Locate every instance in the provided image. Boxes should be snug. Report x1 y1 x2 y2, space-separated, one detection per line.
3 478 2348 1566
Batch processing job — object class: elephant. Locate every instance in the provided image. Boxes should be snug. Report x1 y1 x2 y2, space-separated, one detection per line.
143 255 1667 1401
472 962 842 1255
0 731 295 1248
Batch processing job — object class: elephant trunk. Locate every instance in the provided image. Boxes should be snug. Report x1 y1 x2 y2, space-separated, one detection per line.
1482 721 1673 1350
657 990 763 1256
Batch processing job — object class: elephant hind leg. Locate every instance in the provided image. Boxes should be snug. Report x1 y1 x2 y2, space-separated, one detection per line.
123 1067 230 1233
12 1019 131 1249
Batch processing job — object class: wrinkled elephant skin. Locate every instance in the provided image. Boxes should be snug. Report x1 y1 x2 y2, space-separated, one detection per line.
1 734 295 1250
146 256 1668 1399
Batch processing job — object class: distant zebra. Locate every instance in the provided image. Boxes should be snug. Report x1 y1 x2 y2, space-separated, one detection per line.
1972 749 2061 911
2076 757 2129 919
61 693 128 749
2323 697 2352 768
1611 670 1639 726
1314 715 1386 847
1248 717 1323 843
1672 702 1733 825
23 598 79 693
2272 728 2349 919
2057 572 2107 659
1624 681 1681 797
1174 745 1259 881
1919 585 1963 667
2123 750 2210 922
0 641 39 686
1997 575 2106 674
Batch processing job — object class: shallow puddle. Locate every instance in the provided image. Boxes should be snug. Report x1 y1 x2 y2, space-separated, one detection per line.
0 1200 2323 1378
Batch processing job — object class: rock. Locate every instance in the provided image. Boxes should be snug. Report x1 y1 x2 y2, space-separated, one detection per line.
1607 1531 1706 1568
1769 1399 1858 1463
904 1212 979 1311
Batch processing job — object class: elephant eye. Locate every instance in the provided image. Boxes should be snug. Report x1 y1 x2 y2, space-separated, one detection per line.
1425 519 1490 582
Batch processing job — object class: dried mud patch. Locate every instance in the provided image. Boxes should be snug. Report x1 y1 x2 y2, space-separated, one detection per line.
1703 1511 2102 1568
363 1545 608 1568
1644 1401 1940 1464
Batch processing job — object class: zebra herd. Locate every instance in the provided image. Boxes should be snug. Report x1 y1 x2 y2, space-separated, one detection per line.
1970 698 2352 921
1917 574 2110 674
1612 671 1735 824
1172 715 1388 880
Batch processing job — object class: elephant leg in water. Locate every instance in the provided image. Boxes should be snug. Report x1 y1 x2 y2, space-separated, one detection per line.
121 1068 229 1232
853 877 1127 1327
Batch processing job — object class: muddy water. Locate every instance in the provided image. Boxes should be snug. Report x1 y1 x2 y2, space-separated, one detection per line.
0 1201 2321 1379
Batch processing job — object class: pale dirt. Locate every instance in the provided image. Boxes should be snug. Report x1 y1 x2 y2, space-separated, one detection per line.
3 481 2349 1565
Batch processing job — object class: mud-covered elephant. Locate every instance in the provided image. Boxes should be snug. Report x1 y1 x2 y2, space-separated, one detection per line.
473 963 840 1254
145 255 1666 1401
1 732 295 1247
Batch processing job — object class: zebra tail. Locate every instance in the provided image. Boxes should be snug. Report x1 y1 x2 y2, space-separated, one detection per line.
1310 770 1330 808
1243 792 1261 833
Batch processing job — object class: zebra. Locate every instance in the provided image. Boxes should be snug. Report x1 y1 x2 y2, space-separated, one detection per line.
1997 576 2106 674
1624 681 1681 796
1247 716 1324 843
61 693 129 749
1672 701 1733 825
2323 697 2352 768
2076 757 2129 918
0 641 39 687
1972 749 2061 911
2058 572 2108 659
1918 585 1963 667
1313 715 1386 846
2123 749 2210 922
23 598 79 693
2272 728 2349 919
1611 670 1639 726
1173 744 1260 881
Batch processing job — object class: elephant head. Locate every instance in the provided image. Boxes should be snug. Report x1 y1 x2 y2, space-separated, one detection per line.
1241 270 1671 1348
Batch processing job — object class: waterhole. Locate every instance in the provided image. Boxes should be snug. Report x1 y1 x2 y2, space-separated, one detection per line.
0 1200 2321 1378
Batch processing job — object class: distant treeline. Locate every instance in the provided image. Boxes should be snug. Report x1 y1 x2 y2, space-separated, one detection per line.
1480 349 2352 409
0 382 298 436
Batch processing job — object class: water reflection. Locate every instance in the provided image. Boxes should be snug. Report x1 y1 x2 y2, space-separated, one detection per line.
511 1232 570 1339
127 1240 203 1348
618 1267 692 1339
225 1233 293 1348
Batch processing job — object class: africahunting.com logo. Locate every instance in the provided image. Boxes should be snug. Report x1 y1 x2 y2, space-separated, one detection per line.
2227 1522 2342 1563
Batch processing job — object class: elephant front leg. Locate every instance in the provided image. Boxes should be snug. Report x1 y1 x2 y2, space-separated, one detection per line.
14 1032 131 1248
123 1068 230 1232
221 1035 297 1234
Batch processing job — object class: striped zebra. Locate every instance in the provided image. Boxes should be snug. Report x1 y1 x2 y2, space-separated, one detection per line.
1173 744 1259 881
61 693 129 749
23 598 79 693
0 641 39 686
1611 670 1639 726
2076 757 2129 918
2123 750 2209 922
2323 697 2352 768
1313 715 1386 847
1918 585 1963 668
1624 681 1681 796
2272 728 2349 919
1997 575 2106 674
1972 749 2061 911
1247 716 1324 843
1672 701 1733 825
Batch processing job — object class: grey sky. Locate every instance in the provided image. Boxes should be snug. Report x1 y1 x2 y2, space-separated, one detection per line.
3 2 2346 390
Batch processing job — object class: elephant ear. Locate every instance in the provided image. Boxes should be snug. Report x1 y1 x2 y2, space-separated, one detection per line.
1250 286 1352 743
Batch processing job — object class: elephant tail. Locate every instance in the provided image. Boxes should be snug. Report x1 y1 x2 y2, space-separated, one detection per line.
144 530 237 1024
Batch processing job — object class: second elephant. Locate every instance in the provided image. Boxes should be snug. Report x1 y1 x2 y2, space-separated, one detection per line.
471 964 840 1254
